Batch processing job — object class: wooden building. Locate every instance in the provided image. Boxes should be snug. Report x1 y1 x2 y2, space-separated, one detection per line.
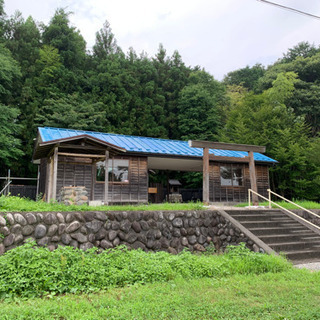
33 127 277 204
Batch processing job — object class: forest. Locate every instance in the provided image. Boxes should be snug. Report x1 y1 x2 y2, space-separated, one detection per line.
0 0 319 201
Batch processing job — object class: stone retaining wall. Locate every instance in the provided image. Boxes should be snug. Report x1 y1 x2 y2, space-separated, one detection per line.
291 209 320 227
0 210 258 255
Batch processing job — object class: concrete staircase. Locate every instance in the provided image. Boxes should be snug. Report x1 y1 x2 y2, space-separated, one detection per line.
225 209 320 264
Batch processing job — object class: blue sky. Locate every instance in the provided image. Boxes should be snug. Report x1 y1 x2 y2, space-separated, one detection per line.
5 0 320 79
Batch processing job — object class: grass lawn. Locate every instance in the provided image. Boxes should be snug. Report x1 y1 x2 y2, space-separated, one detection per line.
0 196 204 212
0 243 318 319
237 200 320 210
1 268 320 320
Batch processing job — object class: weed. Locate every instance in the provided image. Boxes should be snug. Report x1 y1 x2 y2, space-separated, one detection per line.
0 196 204 212
0 242 290 300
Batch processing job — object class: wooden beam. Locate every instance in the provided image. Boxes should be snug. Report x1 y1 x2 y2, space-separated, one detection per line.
58 144 107 151
52 147 58 201
57 152 106 158
248 151 259 205
203 147 210 204
209 155 250 163
104 151 109 205
189 140 266 153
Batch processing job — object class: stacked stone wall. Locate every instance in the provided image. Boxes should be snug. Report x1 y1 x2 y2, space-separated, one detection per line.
0 210 258 255
59 186 88 206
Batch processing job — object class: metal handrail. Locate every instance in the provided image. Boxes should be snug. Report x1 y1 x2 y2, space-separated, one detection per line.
0 180 12 196
267 189 319 219
248 188 320 232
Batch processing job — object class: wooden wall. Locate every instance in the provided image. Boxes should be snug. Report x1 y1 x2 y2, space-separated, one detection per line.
49 155 149 203
209 162 269 202
39 158 47 196
93 156 148 203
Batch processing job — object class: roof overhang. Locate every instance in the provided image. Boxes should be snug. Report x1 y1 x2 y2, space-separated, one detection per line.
189 140 266 153
33 133 126 160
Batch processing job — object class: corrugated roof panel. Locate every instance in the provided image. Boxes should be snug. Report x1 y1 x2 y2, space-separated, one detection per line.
38 127 277 163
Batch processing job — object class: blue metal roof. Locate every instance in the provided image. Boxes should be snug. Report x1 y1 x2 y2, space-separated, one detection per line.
38 127 277 163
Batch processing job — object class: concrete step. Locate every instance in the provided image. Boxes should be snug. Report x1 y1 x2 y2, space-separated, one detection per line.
224 208 320 263
259 233 317 244
250 226 307 236
226 209 283 215
282 249 320 261
268 241 320 251
230 214 290 222
241 221 302 228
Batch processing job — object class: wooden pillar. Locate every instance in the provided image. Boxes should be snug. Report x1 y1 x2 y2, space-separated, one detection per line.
91 160 96 201
203 147 210 204
46 157 52 203
36 165 40 199
104 151 109 205
52 147 58 201
248 151 258 205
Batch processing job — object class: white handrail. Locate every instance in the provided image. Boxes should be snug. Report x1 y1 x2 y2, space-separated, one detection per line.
248 188 320 232
267 189 319 219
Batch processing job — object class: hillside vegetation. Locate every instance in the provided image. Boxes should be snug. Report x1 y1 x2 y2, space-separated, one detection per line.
0 2 319 200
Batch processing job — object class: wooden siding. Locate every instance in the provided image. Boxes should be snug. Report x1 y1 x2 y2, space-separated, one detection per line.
209 162 269 202
94 156 148 202
50 155 148 203
39 158 47 196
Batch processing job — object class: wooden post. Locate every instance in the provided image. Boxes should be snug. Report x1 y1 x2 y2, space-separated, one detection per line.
203 147 210 204
91 160 96 201
7 169 11 196
104 150 109 205
248 151 258 205
36 165 40 199
189 140 265 205
51 147 58 201
46 157 52 202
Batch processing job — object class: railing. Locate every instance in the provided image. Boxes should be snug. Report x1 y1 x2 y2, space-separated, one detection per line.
0 180 12 196
248 188 320 232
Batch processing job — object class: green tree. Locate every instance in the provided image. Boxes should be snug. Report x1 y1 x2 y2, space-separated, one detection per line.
4 13 41 77
35 93 108 132
224 64 265 91
178 71 224 140
93 20 121 59
42 9 86 70
0 44 21 104
257 45 320 135
281 41 319 63
220 72 319 200
0 104 23 175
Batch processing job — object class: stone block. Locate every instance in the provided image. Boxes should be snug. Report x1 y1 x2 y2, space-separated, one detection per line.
22 225 34 236
35 225 47 239
66 221 81 233
0 215 6 226
26 213 37 224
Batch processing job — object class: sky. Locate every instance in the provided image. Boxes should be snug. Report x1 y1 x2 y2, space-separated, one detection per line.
4 0 320 80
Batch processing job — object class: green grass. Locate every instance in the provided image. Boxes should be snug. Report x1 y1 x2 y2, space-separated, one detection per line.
0 242 317 319
237 200 320 210
0 195 204 212
0 269 320 319
0 242 289 299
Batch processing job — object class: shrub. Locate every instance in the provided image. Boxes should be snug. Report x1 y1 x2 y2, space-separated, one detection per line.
0 242 291 299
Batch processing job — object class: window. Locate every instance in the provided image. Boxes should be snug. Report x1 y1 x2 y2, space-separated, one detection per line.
96 159 129 183
220 165 243 186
